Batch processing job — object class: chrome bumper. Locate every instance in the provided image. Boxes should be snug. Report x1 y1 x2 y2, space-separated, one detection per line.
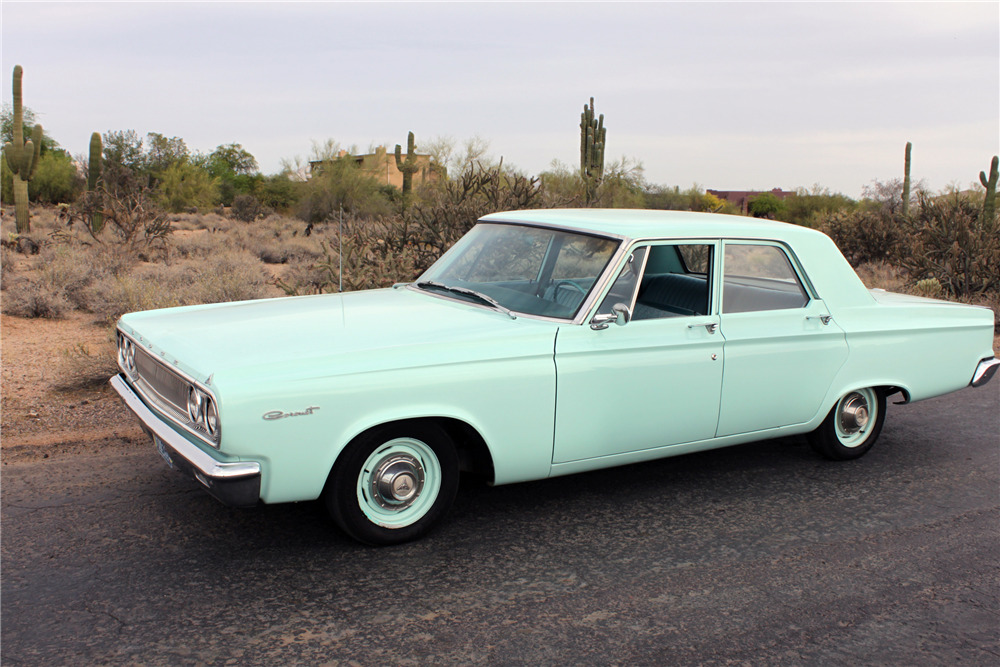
110 374 261 507
971 358 1000 388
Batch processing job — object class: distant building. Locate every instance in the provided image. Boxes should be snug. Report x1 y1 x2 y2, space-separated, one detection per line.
310 146 443 190
707 188 796 214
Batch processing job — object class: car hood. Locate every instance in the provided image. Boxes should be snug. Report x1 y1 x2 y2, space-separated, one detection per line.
118 287 556 388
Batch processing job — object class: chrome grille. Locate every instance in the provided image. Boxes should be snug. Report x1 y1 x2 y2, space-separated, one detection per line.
134 346 190 422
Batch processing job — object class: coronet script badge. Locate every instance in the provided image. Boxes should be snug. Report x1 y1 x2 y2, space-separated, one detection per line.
262 406 320 421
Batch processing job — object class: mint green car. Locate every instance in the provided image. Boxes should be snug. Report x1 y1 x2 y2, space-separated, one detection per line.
111 209 998 545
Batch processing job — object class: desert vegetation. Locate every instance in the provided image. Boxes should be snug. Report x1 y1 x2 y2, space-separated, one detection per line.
2 67 998 389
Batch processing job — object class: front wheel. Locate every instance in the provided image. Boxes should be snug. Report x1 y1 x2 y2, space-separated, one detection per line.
325 422 458 546
808 387 886 461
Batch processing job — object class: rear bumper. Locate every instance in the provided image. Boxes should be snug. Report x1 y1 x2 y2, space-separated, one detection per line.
110 374 261 507
971 358 1000 388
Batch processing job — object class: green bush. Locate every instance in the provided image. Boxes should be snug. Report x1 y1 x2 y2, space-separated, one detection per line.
31 150 82 204
297 157 393 222
156 162 218 213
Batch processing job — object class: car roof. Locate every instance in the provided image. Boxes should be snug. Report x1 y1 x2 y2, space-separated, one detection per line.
480 208 821 243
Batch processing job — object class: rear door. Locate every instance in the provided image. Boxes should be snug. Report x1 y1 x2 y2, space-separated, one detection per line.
715 241 849 436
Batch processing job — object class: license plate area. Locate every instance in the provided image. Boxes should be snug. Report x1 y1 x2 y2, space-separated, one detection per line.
153 434 175 469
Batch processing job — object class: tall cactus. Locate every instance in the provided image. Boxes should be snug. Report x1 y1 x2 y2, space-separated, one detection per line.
3 65 43 233
981 155 998 223
901 141 912 217
87 132 104 233
394 131 420 197
580 97 606 205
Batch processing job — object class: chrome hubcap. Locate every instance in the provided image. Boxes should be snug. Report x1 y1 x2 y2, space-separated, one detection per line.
838 393 870 434
371 454 425 510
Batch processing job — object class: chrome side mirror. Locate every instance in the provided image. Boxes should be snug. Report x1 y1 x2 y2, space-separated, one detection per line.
590 303 632 330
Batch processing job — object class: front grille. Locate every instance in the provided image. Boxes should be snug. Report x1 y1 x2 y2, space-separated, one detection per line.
134 346 190 419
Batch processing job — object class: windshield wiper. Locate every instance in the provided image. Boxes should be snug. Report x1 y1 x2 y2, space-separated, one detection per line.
415 281 517 319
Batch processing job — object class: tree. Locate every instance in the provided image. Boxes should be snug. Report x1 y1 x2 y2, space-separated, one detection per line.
145 132 189 176
206 143 259 177
748 192 786 218
201 143 261 206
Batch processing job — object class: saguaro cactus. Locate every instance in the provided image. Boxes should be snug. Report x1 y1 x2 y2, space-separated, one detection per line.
580 97 606 205
394 131 420 197
3 65 43 233
980 156 998 223
901 141 912 217
87 132 104 233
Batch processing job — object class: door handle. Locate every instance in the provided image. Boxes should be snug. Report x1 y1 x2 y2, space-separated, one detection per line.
688 322 718 334
806 315 832 325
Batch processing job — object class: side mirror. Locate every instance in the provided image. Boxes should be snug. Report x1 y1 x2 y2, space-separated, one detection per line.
590 303 632 330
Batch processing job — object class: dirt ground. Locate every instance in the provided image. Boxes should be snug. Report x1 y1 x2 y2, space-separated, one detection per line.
1 312 144 464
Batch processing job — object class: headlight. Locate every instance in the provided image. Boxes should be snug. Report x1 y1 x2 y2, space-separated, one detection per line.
187 384 221 442
204 397 219 436
118 334 136 375
187 385 204 423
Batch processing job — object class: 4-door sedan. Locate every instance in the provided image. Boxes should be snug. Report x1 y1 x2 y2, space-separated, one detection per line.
111 209 999 545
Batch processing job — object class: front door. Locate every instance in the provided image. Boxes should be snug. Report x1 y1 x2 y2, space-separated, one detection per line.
553 242 725 463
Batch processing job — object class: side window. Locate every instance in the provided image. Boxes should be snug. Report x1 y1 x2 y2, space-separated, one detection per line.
722 244 808 313
597 243 714 320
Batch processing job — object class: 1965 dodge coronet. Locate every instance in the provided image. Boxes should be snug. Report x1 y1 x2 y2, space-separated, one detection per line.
111 209 999 545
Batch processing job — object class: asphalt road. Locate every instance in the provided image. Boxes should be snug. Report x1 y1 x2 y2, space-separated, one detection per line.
3 383 998 666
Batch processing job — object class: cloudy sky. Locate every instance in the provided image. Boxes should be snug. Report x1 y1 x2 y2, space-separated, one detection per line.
2 1 997 197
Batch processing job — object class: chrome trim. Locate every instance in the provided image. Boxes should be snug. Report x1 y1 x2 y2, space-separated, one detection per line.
110 374 259 480
116 328 221 447
971 357 1000 388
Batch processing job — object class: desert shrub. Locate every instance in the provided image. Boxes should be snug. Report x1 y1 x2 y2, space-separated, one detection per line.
171 229 226 260
38 244 102 309
191 250 268 304
156 162 218 213
297 157 394 222
399 161 543 265
59 342 118 389
85 265 188 324
276 258 330 295
1 243 17 283
1 275 71 318
258 174 299 211
821 207 905 266
898 192 1000 297
777 188 857 228
231 194 263 223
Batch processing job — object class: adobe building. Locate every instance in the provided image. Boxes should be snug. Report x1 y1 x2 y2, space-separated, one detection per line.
706 188 796 214
310 147 443 190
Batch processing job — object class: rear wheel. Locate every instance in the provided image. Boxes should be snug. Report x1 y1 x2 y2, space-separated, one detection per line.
808 387 886 460
325 422 458 546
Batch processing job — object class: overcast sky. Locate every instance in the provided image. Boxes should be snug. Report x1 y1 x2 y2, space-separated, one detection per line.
2 1 997 197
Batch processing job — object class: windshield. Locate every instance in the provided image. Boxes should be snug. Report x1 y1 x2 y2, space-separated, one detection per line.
415 223 621 319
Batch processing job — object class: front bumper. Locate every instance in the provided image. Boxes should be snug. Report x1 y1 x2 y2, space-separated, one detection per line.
110 374 261 507
971 358 1000 388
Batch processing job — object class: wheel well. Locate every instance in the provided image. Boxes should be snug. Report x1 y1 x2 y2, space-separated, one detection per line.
880 385 910 404
340 417 495 483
